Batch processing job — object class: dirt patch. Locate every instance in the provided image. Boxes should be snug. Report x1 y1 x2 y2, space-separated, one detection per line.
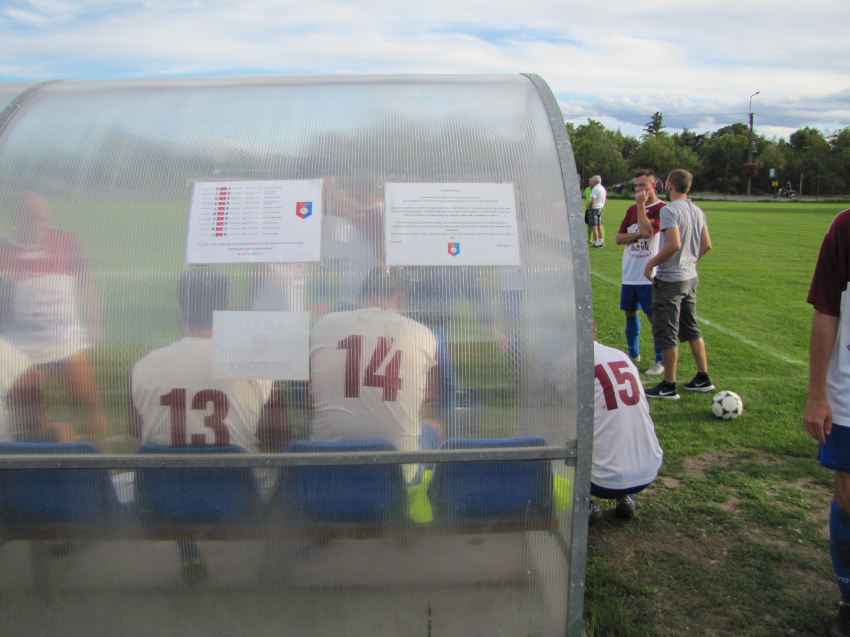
679 452 718 479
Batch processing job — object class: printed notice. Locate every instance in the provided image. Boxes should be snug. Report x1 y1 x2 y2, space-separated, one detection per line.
385 182 521 266
186 179 322 264
213 311 310 381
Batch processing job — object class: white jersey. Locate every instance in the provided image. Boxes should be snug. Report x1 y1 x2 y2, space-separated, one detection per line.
620 201 664 285
592 341 663 490
310 307 438 456
590 183 607 210
0 337 35 442
131 337 276 496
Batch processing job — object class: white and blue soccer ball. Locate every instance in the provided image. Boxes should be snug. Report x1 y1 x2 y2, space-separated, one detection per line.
711 391 744 420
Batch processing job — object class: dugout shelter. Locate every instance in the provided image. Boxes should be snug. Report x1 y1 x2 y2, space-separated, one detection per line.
0 75 593 637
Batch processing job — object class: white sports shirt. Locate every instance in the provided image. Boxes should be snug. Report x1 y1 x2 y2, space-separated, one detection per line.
590 183 607 210
130 337 276 496
592 341 663 490
0 337 35 442
310 307 438 456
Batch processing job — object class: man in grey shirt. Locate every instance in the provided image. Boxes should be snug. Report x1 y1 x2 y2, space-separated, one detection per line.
639 169 713 399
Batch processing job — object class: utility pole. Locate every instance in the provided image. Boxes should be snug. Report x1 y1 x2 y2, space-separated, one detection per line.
747 91 760 196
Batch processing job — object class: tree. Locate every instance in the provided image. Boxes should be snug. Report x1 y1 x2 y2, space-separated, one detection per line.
697 133 749 194
643 112 665 138
630 134 701 182
569 119 630 185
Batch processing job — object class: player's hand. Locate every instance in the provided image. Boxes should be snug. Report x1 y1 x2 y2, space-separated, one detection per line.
492 327 510 355
643 263 654 284
635 189 648 207
804 395 833 444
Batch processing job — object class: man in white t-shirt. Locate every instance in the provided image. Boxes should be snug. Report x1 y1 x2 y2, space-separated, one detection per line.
591 324 663 522
129 268 290 584
310 269 440 481
589 175 607 248
615 170 666 376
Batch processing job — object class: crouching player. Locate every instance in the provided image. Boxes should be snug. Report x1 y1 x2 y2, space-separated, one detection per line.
803 209 850 636
591 323 663 522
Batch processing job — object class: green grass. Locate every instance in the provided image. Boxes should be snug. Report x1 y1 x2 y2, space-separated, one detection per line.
586 199 845 636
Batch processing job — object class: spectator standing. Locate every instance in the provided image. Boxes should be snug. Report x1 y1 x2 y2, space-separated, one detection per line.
642 169 714 399
589 176 607 248
584 181 594 244
803 209 850 637
615 170 666 376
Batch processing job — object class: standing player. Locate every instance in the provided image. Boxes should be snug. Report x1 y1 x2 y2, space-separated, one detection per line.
129 267 290 583
584 180 594 244
591 323 663 521
615 170 665 376
803 209 850 637
642 170 714 399
589 175 607 248
0 192 108 450
310 268 440 482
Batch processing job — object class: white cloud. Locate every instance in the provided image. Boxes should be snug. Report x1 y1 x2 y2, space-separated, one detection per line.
1 0 849 134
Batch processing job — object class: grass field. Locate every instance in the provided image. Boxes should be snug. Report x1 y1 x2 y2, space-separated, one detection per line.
585 199 843 636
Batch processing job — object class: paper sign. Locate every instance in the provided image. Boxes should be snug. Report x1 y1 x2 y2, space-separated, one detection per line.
385 182 521 266
187 179 322 264
213 311 310 380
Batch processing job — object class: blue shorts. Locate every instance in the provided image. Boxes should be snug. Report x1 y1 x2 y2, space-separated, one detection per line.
819 424 850 473
590 481 653 500
620 284 654 316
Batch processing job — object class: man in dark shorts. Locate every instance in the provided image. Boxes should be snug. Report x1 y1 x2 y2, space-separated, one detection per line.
642 169 714 400
804 209 850 637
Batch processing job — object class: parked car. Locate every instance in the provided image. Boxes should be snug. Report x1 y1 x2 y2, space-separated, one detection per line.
610 177 664 195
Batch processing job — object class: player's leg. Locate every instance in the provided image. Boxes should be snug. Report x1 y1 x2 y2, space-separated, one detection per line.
620 286 641 361
679 278 715 392
48 352 109 452
638 284 664 374
822 430 850 635
646 280 682 398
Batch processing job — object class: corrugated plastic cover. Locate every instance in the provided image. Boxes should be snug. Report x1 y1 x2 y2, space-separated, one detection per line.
0 82 39 111
0 75 585 637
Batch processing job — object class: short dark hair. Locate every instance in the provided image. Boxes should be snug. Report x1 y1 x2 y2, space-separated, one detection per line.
357 268 406 304
667 169 693 194
634 169 655 180
0 275 13 334
178 267 229 331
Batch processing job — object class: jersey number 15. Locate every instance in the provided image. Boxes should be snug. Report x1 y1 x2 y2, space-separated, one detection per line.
594 362 640 411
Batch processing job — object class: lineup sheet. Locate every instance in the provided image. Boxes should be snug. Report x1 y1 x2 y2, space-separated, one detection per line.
384 182 521 266
186 179 323 264
213 311 310 381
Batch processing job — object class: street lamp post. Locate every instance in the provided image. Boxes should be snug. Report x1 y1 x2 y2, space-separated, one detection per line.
747 91 760 196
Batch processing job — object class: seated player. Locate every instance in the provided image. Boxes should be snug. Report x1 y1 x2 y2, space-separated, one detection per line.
591 323 663 522
309 268 441 482
128 267 290 583
0 192 108 451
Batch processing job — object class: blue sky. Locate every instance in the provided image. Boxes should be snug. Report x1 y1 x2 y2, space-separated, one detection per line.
1 0 849 139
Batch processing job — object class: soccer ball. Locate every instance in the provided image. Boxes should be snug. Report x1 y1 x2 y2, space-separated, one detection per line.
711 391 744 420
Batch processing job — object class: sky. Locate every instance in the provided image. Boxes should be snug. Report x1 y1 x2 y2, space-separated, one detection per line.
1 0 849 140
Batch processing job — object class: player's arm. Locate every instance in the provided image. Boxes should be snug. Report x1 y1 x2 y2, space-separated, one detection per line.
804 310 840 444
634 190 654 238
127 384 143 439
698 226 712 259
643 226 681 282
257 384 292 452
615 230 640 245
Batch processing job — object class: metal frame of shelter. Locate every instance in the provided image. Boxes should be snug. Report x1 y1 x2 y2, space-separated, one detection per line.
0 74 594 637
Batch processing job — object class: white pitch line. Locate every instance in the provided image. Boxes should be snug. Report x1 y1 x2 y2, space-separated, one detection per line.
590 271 807 367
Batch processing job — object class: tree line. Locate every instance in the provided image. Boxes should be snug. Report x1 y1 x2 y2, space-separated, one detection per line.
568 112 850 197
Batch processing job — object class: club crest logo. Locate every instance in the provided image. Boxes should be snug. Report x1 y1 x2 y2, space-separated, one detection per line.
296 202 312 219
448 242 460 257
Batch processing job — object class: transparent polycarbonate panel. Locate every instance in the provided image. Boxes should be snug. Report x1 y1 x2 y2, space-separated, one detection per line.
0 82 38 111
0 75 582 637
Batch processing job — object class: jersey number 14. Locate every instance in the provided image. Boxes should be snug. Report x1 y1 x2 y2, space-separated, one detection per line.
338 335 403 402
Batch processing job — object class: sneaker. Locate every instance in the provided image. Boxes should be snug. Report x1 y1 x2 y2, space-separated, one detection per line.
615 495 636 520
683 374 716 393
831 603 850 637
644 362 665 376
629 354 641 364
645 380 680 400
589 500 602 525
180 557 208 586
